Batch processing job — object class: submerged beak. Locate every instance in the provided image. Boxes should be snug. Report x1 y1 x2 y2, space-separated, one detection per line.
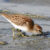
39 31 47 36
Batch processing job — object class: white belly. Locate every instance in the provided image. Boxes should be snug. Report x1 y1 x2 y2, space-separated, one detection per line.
2 15 28 32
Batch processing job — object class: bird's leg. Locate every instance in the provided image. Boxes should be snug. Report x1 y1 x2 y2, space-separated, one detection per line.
16 29 26 37
16 32 27 37
12 28 28 38
11 28 16 40
16 29 22 36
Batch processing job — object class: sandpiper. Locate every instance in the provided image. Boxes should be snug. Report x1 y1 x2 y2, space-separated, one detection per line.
1 13 42 39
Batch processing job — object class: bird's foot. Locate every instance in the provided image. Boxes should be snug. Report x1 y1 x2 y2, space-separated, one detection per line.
16 32 27 38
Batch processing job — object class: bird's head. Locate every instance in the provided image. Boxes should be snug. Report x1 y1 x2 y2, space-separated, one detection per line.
32 24 43 35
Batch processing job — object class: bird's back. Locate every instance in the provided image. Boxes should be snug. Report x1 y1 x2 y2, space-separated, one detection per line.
1 13 34 30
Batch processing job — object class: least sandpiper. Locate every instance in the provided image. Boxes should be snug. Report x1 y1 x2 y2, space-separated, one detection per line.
1 13 42 39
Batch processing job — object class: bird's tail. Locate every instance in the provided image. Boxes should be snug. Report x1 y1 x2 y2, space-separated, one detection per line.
0 9 9 17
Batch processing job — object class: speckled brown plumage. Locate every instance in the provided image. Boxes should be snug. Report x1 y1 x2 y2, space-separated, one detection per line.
1 13 43 35
2 13 34 30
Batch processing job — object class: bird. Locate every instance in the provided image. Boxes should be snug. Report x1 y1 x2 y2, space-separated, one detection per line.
0 13 42 39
